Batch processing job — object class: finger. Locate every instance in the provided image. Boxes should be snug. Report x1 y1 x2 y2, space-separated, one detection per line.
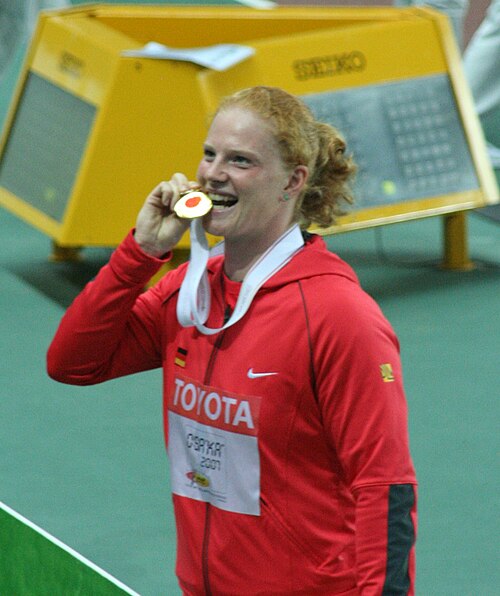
159 181 174 208
188 180 202 191
171 172 191 194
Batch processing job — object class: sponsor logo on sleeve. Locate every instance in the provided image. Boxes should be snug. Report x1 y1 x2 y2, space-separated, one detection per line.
380 363 395 383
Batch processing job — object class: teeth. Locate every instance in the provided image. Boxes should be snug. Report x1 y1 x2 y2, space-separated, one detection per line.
209 193 237 208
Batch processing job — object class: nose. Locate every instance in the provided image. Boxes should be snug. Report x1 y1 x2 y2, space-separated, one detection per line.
204 157 228 186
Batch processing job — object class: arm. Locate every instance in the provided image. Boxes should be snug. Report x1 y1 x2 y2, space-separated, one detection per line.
47 231 168 384
313 283 417 594
47 175 194 385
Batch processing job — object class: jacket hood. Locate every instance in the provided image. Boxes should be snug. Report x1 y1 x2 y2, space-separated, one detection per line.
207 233 360 290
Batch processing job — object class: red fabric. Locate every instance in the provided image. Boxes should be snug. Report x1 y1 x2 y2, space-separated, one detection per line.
47 231 417 595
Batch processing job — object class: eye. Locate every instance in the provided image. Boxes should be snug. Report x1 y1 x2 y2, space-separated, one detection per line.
203 147 215 161
231 154 251 167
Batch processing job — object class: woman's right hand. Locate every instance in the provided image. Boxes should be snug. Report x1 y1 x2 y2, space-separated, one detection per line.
134 173 196 257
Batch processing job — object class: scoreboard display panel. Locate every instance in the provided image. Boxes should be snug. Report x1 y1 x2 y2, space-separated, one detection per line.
303 76 478 207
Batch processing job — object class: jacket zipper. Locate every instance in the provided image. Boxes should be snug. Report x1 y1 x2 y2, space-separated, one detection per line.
202 503 213 596
201 304 230 595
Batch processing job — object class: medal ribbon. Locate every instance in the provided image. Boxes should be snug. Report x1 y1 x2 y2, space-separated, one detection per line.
176 219 304 335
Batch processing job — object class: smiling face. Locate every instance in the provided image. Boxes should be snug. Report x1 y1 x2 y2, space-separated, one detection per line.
196 106 304 251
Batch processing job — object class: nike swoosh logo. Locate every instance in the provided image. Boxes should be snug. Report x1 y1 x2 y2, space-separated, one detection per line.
247 368 278 379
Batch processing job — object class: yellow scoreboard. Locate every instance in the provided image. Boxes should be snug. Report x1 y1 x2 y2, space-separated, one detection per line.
0 4 497 257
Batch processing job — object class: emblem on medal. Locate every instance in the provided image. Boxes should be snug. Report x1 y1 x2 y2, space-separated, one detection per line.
174 189 213 219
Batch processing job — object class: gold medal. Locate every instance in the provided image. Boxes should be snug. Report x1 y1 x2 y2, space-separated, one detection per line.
174 190 212 219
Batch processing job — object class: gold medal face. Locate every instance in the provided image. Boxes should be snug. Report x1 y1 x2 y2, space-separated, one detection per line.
174 191 213 219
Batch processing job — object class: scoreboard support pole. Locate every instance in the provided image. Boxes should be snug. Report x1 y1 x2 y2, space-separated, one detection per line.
441 211 475 271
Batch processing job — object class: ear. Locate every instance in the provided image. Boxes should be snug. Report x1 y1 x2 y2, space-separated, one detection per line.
284 165 309 198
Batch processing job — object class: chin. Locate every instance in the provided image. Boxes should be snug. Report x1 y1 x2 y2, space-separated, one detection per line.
203 218 226 239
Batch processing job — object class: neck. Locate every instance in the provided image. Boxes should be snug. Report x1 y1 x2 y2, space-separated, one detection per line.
223 250 258 282
223 224 298 282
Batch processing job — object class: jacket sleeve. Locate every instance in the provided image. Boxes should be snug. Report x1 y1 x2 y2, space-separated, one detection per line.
311 280 417 594
47 231 171 385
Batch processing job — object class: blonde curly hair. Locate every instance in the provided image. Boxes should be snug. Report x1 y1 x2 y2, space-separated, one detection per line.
216 86 356 229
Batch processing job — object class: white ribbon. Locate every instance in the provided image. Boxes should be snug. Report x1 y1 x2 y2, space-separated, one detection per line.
176 219 304 335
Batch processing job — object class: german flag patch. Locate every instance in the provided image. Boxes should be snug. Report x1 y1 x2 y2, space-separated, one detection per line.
175 347 188 368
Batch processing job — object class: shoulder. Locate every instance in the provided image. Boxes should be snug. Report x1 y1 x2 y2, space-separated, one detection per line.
299 271 385 327
297 241 396 345
297 235 373 312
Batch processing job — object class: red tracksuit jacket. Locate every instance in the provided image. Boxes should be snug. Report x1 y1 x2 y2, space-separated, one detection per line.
47 231 417 595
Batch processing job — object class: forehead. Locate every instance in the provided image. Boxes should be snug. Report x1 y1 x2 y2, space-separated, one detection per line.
206 107 277 152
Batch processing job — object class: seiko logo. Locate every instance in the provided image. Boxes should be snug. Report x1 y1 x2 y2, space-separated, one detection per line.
59 51 84 78
292 51 367 81
172 377 256 430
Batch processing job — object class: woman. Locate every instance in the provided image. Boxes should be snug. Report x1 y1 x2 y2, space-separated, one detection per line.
48 86 417 595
